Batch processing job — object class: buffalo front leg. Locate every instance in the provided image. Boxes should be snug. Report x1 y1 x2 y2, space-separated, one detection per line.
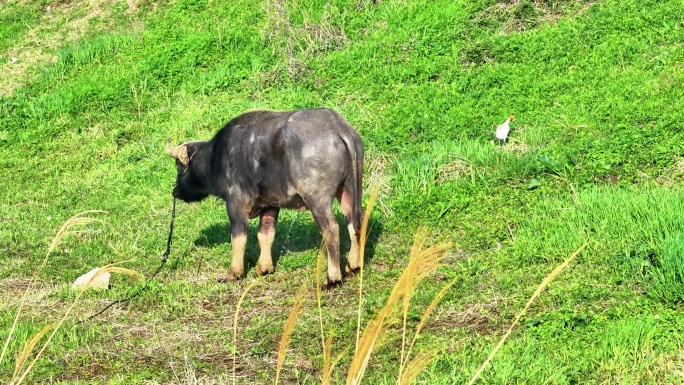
256 207 279 276
222 203 249 282
227 233 247 281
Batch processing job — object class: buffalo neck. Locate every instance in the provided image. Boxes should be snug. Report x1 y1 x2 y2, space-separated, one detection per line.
189 142 215 196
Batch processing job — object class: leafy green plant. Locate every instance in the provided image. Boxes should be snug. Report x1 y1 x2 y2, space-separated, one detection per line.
599 316 658 380
648 232 684 303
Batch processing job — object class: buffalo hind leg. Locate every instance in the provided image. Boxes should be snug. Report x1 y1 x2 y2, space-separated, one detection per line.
337 187 361 276
256 207 279 276
308 201 342 288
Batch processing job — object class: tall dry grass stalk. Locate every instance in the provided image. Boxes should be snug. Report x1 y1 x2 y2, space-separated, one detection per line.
322 333 335 385
397 233 453 384
399 233 428 371
232 281 258 385
46 211 108 256
399 277 459 380
466 242 589 385
275 284 306 385
315 244 341 385
11 263 143 385
0 211 106 374
399 349 440 385
354 186 380 354
314 188 452 384
315 246 327 382
12 323 56 380
346 230 451 385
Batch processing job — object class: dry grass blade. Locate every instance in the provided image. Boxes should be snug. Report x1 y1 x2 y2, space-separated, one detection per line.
401 277 459 373
12 323 56 381
398 235 451 381
322 333 334 385
355 186 379 354
316 245 327 378
400 238 427 330
103 266 145 281
232 281 258 385
46 210 107 256
347 314 389 385
0 211 106 368
329 351 345 381
347 230 450 385
467 242 589 385
275 285 306 385
399 349 440 385
2 289 40 370
399 243 420 376
13 263 142 385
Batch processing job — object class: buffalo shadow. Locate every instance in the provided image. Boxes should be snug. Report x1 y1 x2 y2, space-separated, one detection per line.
193 211 384 275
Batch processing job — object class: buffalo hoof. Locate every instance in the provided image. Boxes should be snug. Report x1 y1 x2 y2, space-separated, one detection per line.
255 264 274 276
218 270 243 283
322 278 343 290
345 264 361 277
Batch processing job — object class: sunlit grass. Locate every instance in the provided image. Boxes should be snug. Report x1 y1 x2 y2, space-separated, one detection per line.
1 211 106 368
467 242 588 385
2 212 143 385
2 0 684 383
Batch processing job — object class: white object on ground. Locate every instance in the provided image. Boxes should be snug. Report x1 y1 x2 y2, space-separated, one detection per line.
71 268 110 291
11 57 18 64
495 115 515 143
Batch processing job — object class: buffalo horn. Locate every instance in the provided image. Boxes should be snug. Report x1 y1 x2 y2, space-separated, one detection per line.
165 138 189 165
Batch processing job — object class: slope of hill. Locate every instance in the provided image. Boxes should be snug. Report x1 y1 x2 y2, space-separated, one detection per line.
1 0 683 383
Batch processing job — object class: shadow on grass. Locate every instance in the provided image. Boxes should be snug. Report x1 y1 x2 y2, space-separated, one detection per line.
193 211 384 275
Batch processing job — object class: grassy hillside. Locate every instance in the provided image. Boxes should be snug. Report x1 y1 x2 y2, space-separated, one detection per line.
1 0 684 383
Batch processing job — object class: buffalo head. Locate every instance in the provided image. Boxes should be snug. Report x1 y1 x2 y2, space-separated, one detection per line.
165 138 210 203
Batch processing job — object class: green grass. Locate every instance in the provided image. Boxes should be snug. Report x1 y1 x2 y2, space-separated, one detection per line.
2 0 684 383
0 1 42 52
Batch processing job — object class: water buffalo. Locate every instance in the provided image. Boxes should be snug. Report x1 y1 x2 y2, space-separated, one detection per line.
166 108 364 287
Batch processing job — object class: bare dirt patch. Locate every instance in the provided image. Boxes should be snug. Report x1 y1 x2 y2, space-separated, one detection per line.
261 0 349 79
427 300 504 335
474 0 601 35
656 155 684 186
0 278 61 313
438 158 471 184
